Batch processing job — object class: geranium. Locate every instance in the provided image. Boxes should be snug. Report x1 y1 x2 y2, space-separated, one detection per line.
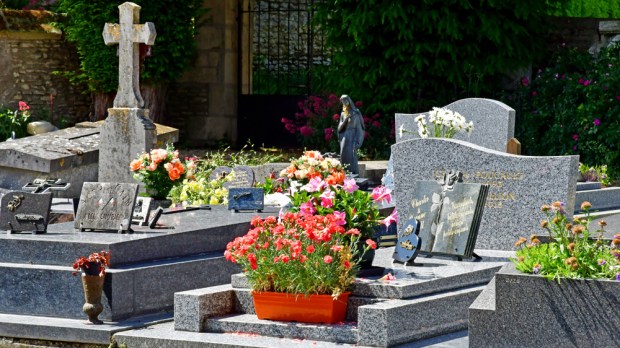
130 144 191 199
72 250 111 277
225 212 375 297
513 201 619 281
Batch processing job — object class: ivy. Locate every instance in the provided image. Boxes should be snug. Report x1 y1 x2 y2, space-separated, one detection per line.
55 0 207 93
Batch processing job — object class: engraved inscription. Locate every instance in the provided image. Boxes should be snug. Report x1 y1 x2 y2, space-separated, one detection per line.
434 169 522 209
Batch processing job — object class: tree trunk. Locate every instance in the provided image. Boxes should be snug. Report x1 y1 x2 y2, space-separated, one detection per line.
90 84 168 124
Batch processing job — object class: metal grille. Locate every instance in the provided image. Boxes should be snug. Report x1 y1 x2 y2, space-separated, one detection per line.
238 0 330 96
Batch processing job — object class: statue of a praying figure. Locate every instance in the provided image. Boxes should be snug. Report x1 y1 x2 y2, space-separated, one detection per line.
338 94 365 175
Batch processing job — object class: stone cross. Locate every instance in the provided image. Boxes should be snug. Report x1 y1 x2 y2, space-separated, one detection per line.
22 178 71 194
102 2 156 108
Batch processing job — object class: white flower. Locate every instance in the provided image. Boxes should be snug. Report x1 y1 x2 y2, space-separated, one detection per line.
398 124 405 138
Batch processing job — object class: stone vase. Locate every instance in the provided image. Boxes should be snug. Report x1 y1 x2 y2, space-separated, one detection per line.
81 274 105 324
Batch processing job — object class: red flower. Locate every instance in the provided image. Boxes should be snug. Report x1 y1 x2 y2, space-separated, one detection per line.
366 239 377 250
323 255 333 264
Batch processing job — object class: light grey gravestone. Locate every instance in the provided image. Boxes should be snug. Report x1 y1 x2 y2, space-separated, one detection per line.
228 166 256 188
74 182 139 232
0 191 53 234
395 98 515 152
392 138 579 250
99 2 157 183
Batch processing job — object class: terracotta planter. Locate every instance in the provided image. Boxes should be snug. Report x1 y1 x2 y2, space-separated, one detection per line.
252 291 350 324
81 274 105 324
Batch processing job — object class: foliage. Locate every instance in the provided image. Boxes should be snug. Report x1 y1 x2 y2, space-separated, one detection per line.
289 178 396 241
506 45 620 179
225 212 376 297
130 144 189 199
55 0 206 92
549 0 620 18
579 163 611 186
401 107 473 139
513 201 620 281
313 0 566 120
281 94 393 159
0 101 31 140
72 250 111 277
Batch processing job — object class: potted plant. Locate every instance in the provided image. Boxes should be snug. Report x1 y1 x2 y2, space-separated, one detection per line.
225 212 376 324
72 250 111 324
129 144 191 203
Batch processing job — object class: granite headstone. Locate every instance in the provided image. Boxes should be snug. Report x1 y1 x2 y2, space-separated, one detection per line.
228 166 255 188
0 191 53 234
393 138 579 250
74 182 139 232
395 98 515 152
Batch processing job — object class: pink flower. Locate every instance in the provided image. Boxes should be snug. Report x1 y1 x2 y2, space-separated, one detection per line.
583 80 591 86
300 199 316 216
324 128 334 141
616 95 620 101
366 239 377 250
572 133 579 141
578 78 584 84
381 209 398 227
319 190 334 208
306 245 315 253
301 177 326 193
371 186 392 203
323 255 333 264
18 101 30 111
343 178 358 193
355 101 363 108
330 245 343 252
531 91 537 96
332 114 340 121
299 126 314 137
150 148 168 164
520 77 529 87
379 273 396 281
372 121 381 128
593 118 601 126
333 211 346 226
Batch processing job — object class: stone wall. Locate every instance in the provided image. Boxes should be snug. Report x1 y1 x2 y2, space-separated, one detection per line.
0 10 90 126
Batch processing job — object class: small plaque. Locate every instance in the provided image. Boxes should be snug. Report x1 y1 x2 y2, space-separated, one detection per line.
228 166 255 188
392 218 421 263
0 191 53 234
132 197 152 226
228 187 264 212
74 182 139 233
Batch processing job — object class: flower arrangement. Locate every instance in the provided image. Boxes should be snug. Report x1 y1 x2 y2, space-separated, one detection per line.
225 212 376 297
289 177 396 241
169 173 232 206
578 163 611 186
129 144 190 199
399 107 473 139
72 250 111 277
513 201 620 281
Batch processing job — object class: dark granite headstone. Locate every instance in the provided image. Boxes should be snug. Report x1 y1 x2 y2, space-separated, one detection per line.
74 182 138 233
406 173 488 258
392 218 421 263
228 188 264 212
0 191 53 234
132 197 152 226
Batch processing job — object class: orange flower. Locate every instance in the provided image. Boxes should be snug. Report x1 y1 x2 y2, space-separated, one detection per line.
325 171 345 185
129 159 142 171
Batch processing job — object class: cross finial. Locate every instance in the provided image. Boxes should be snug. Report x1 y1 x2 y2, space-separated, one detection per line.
102 2 156 108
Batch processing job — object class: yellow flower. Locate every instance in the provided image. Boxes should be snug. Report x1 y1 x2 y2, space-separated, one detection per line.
209 196 219 205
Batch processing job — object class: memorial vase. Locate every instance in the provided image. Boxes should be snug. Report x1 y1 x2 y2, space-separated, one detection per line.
252 291 350 324
81 274 105 324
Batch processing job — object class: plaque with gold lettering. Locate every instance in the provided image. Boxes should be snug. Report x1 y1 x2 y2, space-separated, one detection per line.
392 218 421 263
0 191 53 234
74 182 139 233
407 171 488 258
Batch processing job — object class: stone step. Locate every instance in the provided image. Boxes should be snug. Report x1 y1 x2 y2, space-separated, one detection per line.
0 252 237 321
576 181 602 191
0 205 274 267
575 187 620 213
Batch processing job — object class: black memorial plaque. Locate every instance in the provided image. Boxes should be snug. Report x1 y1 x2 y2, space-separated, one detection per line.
228 187 264 212
392 218 421 263
74 182 139 233
0 191 53 234
406 171 488 258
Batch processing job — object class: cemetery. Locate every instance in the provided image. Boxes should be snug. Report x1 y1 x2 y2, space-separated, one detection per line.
1 1 620 348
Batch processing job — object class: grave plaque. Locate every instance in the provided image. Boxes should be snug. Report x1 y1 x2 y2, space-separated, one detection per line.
228 188 264 212
0 191 53 234
405 173 488 258
392 218 421 263
228 166 255 188
132 196 152 226
74 182 139 233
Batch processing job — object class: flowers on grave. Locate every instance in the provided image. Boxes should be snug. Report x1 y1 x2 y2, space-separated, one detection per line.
513 201 620 281
578 163 611 186
289 177 396 241
72 250 111 277
0 100 31 140
398 107 473 139
169 172 233 207
130 144 192 200
225 212 375 297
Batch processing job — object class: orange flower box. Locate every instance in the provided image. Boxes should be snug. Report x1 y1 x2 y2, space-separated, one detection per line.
252 291 350 324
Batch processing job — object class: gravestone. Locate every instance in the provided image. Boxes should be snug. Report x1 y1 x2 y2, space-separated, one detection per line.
209 166 233 182
99 2 158 183
227 166 255 188
0 192 53 234
395 98 515 152
393 138 579 250
74 182 139 232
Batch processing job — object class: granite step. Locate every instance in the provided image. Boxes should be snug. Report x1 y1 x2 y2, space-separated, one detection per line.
575 187 620 213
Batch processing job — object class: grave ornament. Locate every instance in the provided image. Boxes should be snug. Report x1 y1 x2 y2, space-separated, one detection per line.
74 182 139 233
0 191 53 234
22 178 71 194
392 218 421 264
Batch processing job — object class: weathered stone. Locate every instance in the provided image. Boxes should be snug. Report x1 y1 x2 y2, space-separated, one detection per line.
0 191 52 234
392 138 579 250
395 98 515 152
74 182 138 232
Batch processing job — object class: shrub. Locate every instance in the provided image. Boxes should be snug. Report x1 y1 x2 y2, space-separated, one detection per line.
0 101 31 140
507 45 620 179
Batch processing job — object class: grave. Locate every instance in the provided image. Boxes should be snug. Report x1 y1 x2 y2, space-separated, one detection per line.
392 138 579 250
395 98 515 152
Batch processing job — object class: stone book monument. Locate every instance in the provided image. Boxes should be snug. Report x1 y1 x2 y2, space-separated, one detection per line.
99 2 157 183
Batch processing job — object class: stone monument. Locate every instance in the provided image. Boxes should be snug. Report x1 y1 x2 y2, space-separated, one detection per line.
99 2 157 183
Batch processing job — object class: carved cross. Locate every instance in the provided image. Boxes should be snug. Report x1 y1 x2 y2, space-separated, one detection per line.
102 2 156 108
22 178 71 194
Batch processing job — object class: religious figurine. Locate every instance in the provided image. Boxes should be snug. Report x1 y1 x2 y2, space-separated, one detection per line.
338 95 365 175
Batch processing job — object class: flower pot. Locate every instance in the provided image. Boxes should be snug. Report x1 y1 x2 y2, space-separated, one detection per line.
252 291 350 324
81 274 105 324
